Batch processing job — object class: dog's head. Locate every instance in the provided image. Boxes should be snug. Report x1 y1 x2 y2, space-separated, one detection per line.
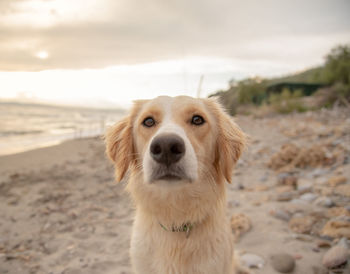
106 96 245 187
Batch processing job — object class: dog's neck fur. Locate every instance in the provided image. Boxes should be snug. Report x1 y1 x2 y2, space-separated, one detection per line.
127 172 228 233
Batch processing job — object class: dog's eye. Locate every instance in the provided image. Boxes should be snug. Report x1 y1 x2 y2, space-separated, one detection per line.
191 115 205 126
142 117 155 127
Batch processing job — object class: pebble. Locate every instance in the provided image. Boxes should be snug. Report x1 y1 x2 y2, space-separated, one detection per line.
230 213 252 239
297 185 313 195
308 168 328 178
334 184 350 197
322 245 349 269
270 208 292 222
290 198 308 205
277 173 298 188
317 240 331 248
289 216 315 234
276 192 295 202
240 253 265 269
300 193 318 202
338 237 350 248
312 266 329 274
271 253 296 273
314 197 334 208
322 216 350 239
328 176 347 187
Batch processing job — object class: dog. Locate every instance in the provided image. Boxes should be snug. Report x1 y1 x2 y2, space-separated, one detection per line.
105 96 246 274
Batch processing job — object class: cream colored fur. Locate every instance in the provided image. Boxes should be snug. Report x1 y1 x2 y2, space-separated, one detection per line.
105 96 246 274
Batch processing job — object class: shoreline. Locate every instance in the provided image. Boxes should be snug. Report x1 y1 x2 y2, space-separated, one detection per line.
0 136 103 174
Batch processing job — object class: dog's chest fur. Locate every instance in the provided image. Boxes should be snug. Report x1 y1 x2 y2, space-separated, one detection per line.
130 212 235 274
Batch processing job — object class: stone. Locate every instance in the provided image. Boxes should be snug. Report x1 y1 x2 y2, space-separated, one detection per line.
312 266 330 274
322 216 350 239
315 186 334 196
230 213 252 239
322 245 349 269
317 240 331 248
259 174 268 182
309 168 328 178
300 193 318 202
334 184 350 197
297 185 313 195
277 173 298 189
276 192 295 202
276 185 295 193
270 208 292 222
314 197 334 208
328 176 347 187
289 216 315 234
240 253 265 269
290 198 308 205
253 185 269 192
338 237 350 248
327 207 350 218
271 253 296 273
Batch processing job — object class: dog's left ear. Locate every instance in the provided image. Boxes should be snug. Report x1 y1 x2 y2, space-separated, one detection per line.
205 98 246 183
105 116 134 182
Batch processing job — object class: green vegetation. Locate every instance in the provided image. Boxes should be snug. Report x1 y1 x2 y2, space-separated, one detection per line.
210 44 350 114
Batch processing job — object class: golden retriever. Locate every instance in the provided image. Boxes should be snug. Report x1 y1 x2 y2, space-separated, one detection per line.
105 96 246 274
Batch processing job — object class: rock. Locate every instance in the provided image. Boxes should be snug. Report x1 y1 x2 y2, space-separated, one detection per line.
315 186 334 196
240 253 265 269
253 184 269 191
334 184 350 197
328 176 347 187
276 192 295 202
294 234 314 242
312 266 329 274
309 168 328 178
277 173 298 189
290 198 308 205
322 245 349 269
276 185 295 193
230 213 252 239
271 253 296 273
289 216 315 234
338 237 350 249
297 185 313 195
317 240 332 248
322 216 350 239
326 207 350 218
314 197 335 208
270 208 292 222
300 193 318 202
259 174 268 182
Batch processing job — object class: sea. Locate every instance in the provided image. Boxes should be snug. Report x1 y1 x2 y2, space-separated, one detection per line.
0 102 125 156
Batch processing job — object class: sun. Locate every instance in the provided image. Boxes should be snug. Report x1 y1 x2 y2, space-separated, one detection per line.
36 51 49 59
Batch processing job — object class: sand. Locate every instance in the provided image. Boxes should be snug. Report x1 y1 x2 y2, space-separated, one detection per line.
0 107 349 274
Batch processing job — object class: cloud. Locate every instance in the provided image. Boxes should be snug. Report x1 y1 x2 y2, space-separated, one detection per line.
0 0 349 71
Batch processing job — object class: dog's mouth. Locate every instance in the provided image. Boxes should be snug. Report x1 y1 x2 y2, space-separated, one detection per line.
157 174 182 181
150 165 189 183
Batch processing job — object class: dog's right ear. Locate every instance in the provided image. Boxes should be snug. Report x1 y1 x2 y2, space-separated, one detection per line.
105 116 133 182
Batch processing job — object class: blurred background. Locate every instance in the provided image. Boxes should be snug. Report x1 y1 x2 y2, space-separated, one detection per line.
1 0 349 154
0 1 350 274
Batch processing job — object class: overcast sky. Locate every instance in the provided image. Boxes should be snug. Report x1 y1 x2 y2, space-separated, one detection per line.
1 0 349 106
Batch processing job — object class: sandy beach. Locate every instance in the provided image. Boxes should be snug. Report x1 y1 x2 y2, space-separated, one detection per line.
0 107 349 274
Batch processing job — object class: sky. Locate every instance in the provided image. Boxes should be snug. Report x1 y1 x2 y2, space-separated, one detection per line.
0 0 349 107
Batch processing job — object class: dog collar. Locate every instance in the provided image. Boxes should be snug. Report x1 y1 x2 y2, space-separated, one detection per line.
159 222 194 238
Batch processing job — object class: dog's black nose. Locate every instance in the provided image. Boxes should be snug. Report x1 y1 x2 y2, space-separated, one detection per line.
150 134 185 166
